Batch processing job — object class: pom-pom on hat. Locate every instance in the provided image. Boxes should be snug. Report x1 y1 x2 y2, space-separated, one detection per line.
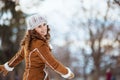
26 14 47 30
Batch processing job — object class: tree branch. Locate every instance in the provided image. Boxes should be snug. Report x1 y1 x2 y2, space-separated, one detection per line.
114 0 120 6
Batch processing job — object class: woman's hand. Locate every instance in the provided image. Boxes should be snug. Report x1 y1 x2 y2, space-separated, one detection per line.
0 65 8 76
68 72 74 79
61 67 75 79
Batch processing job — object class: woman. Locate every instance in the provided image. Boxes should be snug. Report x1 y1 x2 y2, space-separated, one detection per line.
0 14 74 80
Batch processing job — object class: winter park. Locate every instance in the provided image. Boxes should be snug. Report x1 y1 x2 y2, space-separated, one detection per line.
0 0 120 80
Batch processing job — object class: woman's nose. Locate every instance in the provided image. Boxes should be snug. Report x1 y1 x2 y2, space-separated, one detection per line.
41 27 47 31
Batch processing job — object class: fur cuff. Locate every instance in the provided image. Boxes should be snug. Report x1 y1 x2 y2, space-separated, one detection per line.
61 67 73 78
4 62 14 71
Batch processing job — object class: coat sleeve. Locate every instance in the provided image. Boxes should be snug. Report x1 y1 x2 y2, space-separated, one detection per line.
7 46 25 67
36 43 68 75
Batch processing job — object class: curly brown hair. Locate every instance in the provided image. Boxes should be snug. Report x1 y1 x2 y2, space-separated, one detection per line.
20 26 50 51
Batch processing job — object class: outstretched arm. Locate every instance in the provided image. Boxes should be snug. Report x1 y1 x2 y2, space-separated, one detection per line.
36 43 74 79
7 46 25 67
0 46 25 76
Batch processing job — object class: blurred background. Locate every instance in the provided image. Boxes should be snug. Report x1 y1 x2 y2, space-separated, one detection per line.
0 0 120 80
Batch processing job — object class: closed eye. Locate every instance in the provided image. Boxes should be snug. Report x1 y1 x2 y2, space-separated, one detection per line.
38 25 41 28
43 23 47 26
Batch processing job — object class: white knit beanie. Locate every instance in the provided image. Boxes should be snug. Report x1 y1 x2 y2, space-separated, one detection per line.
26 14 47 30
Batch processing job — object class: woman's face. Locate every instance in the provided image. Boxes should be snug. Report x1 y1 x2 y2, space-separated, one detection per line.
35 23 47 37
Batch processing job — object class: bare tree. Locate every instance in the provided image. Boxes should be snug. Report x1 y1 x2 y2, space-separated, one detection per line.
87 0 120 79
114 0 120 6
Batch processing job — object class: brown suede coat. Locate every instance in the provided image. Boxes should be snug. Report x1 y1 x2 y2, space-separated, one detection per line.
8 39 68 80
